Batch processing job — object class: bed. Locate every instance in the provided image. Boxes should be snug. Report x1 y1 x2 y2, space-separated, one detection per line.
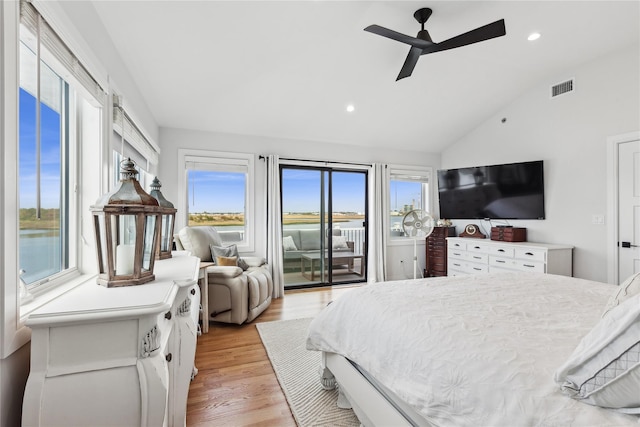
306 271 640 426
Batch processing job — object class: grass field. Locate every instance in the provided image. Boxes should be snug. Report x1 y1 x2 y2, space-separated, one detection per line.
189 212 365 227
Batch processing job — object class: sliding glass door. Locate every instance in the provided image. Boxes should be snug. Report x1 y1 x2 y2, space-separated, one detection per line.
281 166 367 288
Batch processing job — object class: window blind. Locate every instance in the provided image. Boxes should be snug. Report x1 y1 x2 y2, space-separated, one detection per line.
20 1 106 105
112 95 160 166
184 156 249 174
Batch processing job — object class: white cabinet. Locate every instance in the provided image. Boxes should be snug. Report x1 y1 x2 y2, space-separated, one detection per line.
447 237 573 277
22 254 200 427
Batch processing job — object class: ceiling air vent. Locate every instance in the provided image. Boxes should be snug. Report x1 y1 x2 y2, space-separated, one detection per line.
551 78 574 98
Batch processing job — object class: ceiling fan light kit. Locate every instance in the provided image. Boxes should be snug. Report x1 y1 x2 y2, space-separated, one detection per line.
365 7 506 81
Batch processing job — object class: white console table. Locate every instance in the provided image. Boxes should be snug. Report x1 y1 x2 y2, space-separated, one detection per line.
447 237 573 276
22 253 200 427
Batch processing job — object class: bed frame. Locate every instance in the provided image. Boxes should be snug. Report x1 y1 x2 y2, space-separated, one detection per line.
320 352 431 427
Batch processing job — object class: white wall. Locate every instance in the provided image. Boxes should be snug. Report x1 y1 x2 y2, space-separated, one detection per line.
159 127 441 280
441 46 640 282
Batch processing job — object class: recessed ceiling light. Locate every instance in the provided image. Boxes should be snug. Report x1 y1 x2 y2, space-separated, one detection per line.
346 104 355 113
528 32 541 41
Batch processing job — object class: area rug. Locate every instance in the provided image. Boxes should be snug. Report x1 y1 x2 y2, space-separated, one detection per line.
256 317 359 427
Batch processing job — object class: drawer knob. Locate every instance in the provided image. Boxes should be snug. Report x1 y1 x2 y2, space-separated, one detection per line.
190 288 196 295
525 252 534 256
524 264 535 268
165 353 172 362
498 249 505 252
165 311 172 320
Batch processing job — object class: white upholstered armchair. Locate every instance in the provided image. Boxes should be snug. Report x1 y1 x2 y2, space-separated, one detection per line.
174 226 273 325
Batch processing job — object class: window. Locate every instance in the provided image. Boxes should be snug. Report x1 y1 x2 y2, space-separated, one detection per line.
389 167 431 238
18 2 105 291
180 150 254 251
18 51 69 285
111 95 158 191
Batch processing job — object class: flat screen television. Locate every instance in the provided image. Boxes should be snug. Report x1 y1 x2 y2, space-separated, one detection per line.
437 160 545 220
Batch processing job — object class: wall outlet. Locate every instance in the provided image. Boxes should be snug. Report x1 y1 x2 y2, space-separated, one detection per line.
591 214 605 225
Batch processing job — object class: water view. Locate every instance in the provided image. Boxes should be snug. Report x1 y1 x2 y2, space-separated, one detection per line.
20 229 61 284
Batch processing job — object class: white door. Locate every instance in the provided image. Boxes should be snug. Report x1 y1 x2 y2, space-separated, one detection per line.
618 139 640 283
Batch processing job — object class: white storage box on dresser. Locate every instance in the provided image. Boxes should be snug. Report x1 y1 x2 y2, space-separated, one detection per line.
447 237 573 276
22 253 200 427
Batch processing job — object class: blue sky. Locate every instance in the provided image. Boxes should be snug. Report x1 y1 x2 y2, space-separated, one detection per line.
19 88 61 210
188 167 422 214
188 169 246 213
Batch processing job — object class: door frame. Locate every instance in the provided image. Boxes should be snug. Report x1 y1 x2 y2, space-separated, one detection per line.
607 131 640 284
279 160 370 288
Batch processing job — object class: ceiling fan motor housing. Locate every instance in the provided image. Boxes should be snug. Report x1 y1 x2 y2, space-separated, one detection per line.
417 29 432 42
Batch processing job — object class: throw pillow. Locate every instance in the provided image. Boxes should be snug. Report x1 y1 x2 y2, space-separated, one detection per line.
282 235 298 251
216 255 238 266
601 272 640 318
332 235 349 250
210 244 249 270
554 292 640 413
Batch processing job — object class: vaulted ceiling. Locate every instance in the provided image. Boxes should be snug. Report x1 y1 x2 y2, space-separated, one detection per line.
89 1 640 153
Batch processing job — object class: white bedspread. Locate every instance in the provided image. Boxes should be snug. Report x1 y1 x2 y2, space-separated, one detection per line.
306 272 639 426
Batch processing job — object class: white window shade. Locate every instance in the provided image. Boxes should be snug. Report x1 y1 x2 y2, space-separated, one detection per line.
20 1 105 106
112 97 159 166
184 156 249 174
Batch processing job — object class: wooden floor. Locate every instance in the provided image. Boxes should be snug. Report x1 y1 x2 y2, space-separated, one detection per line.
186 285 358 427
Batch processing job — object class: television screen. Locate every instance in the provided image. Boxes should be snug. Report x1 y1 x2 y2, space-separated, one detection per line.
437 160 545 220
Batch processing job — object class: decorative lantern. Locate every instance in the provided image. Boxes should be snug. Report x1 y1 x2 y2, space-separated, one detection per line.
90 158 162 287
150 176 177 260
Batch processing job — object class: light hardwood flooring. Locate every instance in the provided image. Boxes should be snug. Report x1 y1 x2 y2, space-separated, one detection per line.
186 285 358 426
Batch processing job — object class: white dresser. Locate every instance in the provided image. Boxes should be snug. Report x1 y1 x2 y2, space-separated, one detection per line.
22 254 201 427
447 237 573 276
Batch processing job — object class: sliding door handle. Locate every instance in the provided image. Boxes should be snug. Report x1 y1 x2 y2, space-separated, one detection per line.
620 241 638 248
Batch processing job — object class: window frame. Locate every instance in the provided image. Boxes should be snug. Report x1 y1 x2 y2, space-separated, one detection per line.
387 165 433 244
178 149 255 253
2 0 108 358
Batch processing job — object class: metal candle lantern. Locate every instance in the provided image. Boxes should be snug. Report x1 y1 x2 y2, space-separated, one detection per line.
150 176 176 260
90 158 162 287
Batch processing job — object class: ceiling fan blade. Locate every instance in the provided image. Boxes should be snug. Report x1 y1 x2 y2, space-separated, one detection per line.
424 19 506 54
364 25 433 49
396 47 422 81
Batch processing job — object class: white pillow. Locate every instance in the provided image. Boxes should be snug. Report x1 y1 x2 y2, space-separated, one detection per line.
602 272 640 318
282 235 298 251
332 235 349 250
554 292 640 413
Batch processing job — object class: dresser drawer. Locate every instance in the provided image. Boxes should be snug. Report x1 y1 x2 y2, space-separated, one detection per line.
466 242 489 254
514 247 547 262
489 256 517 269
467 252 488 264
448 240 466 251
514 260 545 273
448 248 467 260
466 263 489 274
448 258 466 271
489 245 515 258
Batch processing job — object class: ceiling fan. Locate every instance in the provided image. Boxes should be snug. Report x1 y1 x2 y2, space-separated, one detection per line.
365 8 506 81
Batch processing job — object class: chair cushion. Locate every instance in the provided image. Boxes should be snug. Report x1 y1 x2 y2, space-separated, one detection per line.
283 235 298 251
210 244 249 270
216 255 238 266
178 226 223 262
